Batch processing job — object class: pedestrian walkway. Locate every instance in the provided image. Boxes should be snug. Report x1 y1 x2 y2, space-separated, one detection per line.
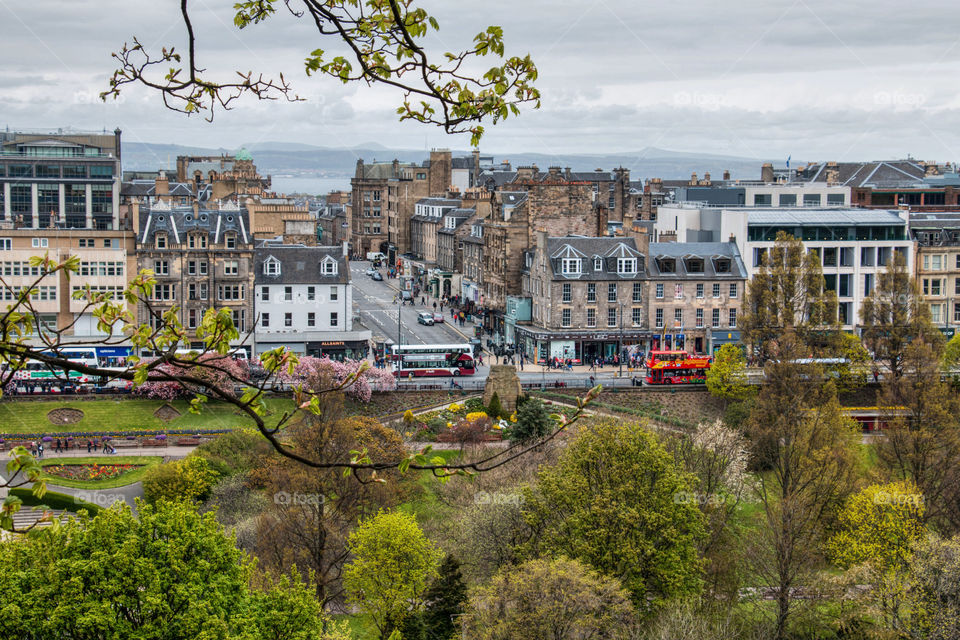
24 445 197 460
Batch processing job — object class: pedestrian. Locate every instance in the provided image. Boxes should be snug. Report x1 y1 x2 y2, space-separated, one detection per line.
87 439 92 453
433 301 437 311
55 438 62 454
478 352 484 366
420 296 426 305
873 367 880 383
37 442 43 459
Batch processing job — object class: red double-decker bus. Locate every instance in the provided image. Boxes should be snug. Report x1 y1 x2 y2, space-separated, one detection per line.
645 350 711 384
394 351 476 377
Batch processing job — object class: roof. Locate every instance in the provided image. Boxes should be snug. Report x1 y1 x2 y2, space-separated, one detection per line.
138 203 251 246
254 244 349 285
747 209 905 226
416 197 461 207
799 161 926 188
647 242 748 279
909 211 960 229
544 236 644 281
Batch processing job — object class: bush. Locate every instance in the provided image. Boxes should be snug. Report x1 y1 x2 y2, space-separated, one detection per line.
142 455 220 504
194 429 273 476
9 488 103 515
509 397 554 443
486 392 505 420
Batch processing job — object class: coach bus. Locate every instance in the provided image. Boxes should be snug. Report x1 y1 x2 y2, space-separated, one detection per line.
389 343 473 361
645 350 712 385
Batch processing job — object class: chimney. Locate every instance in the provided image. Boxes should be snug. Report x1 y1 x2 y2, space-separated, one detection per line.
343 240 349 257
761 163 774 183
723 169 731 181
131 200 140 234
690 172 697 186
703 172 711 185
155 171 169 201
564 167 571 180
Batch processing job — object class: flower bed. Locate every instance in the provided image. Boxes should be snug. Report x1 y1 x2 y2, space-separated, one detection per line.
45 463 141 482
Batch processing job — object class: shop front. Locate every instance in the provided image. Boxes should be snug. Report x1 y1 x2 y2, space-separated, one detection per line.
710 329 742 353
516 326 658 365
256 330 372 361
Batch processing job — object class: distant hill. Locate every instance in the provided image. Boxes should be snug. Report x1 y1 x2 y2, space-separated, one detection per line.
120 141 787 182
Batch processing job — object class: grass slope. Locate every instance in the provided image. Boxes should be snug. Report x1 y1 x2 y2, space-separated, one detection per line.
0 397 294 434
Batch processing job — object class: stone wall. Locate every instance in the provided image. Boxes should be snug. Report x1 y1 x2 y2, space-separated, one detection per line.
483 365 522 413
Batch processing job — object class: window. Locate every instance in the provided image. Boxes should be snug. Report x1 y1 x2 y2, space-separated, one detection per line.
587 283 596 302
608 283 617 302
264 258 280 275
199 261 208 276
152 284 176 301
224 260 239 276
838 274 851 297
822 247 837 267
674 283 683 299
225 234 237 249
562 283 571 303
284 313 292 327
932 279 943 296
321 259 338 275
154 260 169 276
840 247 853 267
803 193 821 207
753 247 768 268
696 308 704 328
932 254 944 271
284 286 293 302
218 284 245 300
656 308 664 328
330 312 339 327
674 308 683 327
712 308 720 328
729 308 737 327
956 254 960 270
307 312 316 327
656 283 664 299
561 308 571 327
232 309 245 332
199 283 208 300
608 307 617 327
955 303 960 323
617 258 637 274
865 274 875 296
632 282 642 302
188 234 207 249
827 193 845 205
329 286 338 301
587 308 596 327
0 239 10 251
32 238 49 249
78 238 93 248
778 193 797 206
261 313 270 328
561 258 581 275
594 257 603 271
188 261 197 276
261 286 269 301
155 234 167 250
188 283 197 300
753 193 772 206
632 307 642 326
713 283 721 298
696 283 704 298
931 304 943 324
187 309 198 330
729 283 738 298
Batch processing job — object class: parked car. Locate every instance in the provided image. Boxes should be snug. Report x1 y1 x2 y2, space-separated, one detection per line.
371 272 383 281
417 312 435 326
400 290 413 302
365 268 378 276
433 312 444 323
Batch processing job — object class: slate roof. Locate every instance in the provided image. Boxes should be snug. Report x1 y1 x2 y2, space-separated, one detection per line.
799 161 926 188
544 236 645 281
254 244 349 285
138 204 251 246
646 242 747 279
122 180 196 198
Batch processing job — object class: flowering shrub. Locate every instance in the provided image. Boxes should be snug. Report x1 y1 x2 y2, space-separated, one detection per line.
448 403 462 413
465 411 488 422
46 463 140 481
135 354 249 400
279 356 396 402
448 414 492 444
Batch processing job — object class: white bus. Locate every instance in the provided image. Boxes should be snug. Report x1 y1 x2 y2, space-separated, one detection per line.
389 343 473 361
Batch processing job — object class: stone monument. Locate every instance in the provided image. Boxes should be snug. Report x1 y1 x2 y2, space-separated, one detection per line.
482 365 522 413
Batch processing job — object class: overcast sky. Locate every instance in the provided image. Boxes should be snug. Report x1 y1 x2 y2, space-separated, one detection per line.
3 0 960 163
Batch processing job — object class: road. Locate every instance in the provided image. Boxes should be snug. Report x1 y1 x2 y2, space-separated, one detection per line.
352 261 649 387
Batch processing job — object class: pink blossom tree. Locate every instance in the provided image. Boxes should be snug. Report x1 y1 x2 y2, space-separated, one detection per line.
279 356 394 402
135 354 249 401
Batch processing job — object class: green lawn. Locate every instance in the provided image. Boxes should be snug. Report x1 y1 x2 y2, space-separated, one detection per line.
39 456 163 489
0 397 295 434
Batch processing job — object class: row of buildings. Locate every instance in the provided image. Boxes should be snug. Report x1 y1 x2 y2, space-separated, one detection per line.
0 130 368 360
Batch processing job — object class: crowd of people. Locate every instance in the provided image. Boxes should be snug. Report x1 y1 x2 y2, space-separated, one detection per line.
31 437 117 457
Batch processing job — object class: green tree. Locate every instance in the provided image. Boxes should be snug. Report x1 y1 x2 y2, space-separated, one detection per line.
0 500 333 640
705 344 751 407
509 396 554 442
142 454 220 504
343 510 442 639
860 251 941 379
401 555 468 640
744 335 861 640
826 481 926 572
897 535 960 640
525 418 705 615
739 231 839 361
462 557 636 639
486 392 506 420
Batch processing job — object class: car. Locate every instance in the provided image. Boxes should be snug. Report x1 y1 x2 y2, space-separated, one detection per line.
400 290 413 301
365 268 378 276
371 272 383 281
433 312 444 323
417 312 435 326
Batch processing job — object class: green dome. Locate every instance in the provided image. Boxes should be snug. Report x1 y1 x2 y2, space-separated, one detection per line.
235 147 253 161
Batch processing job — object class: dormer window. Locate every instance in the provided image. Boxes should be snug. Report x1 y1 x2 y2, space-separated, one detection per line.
155 233 167 250
561 258 581 275
658 258 675 273
187 233 207 249
617 258 637 274
321 257 338 276
714 258 731 273
225 233 237 250
263 257 281 276
594 257 603 271
685 258 704 273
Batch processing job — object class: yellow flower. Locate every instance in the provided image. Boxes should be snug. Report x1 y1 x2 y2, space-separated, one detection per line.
448 403 462 413
447 421 453 428
465 411 488 421
404 431 412 437
509 413 517 423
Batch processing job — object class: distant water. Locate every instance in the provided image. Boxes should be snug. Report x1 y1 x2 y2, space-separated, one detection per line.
270 176 351 196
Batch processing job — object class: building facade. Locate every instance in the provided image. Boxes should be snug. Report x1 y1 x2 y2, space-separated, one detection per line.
911 212 960 337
